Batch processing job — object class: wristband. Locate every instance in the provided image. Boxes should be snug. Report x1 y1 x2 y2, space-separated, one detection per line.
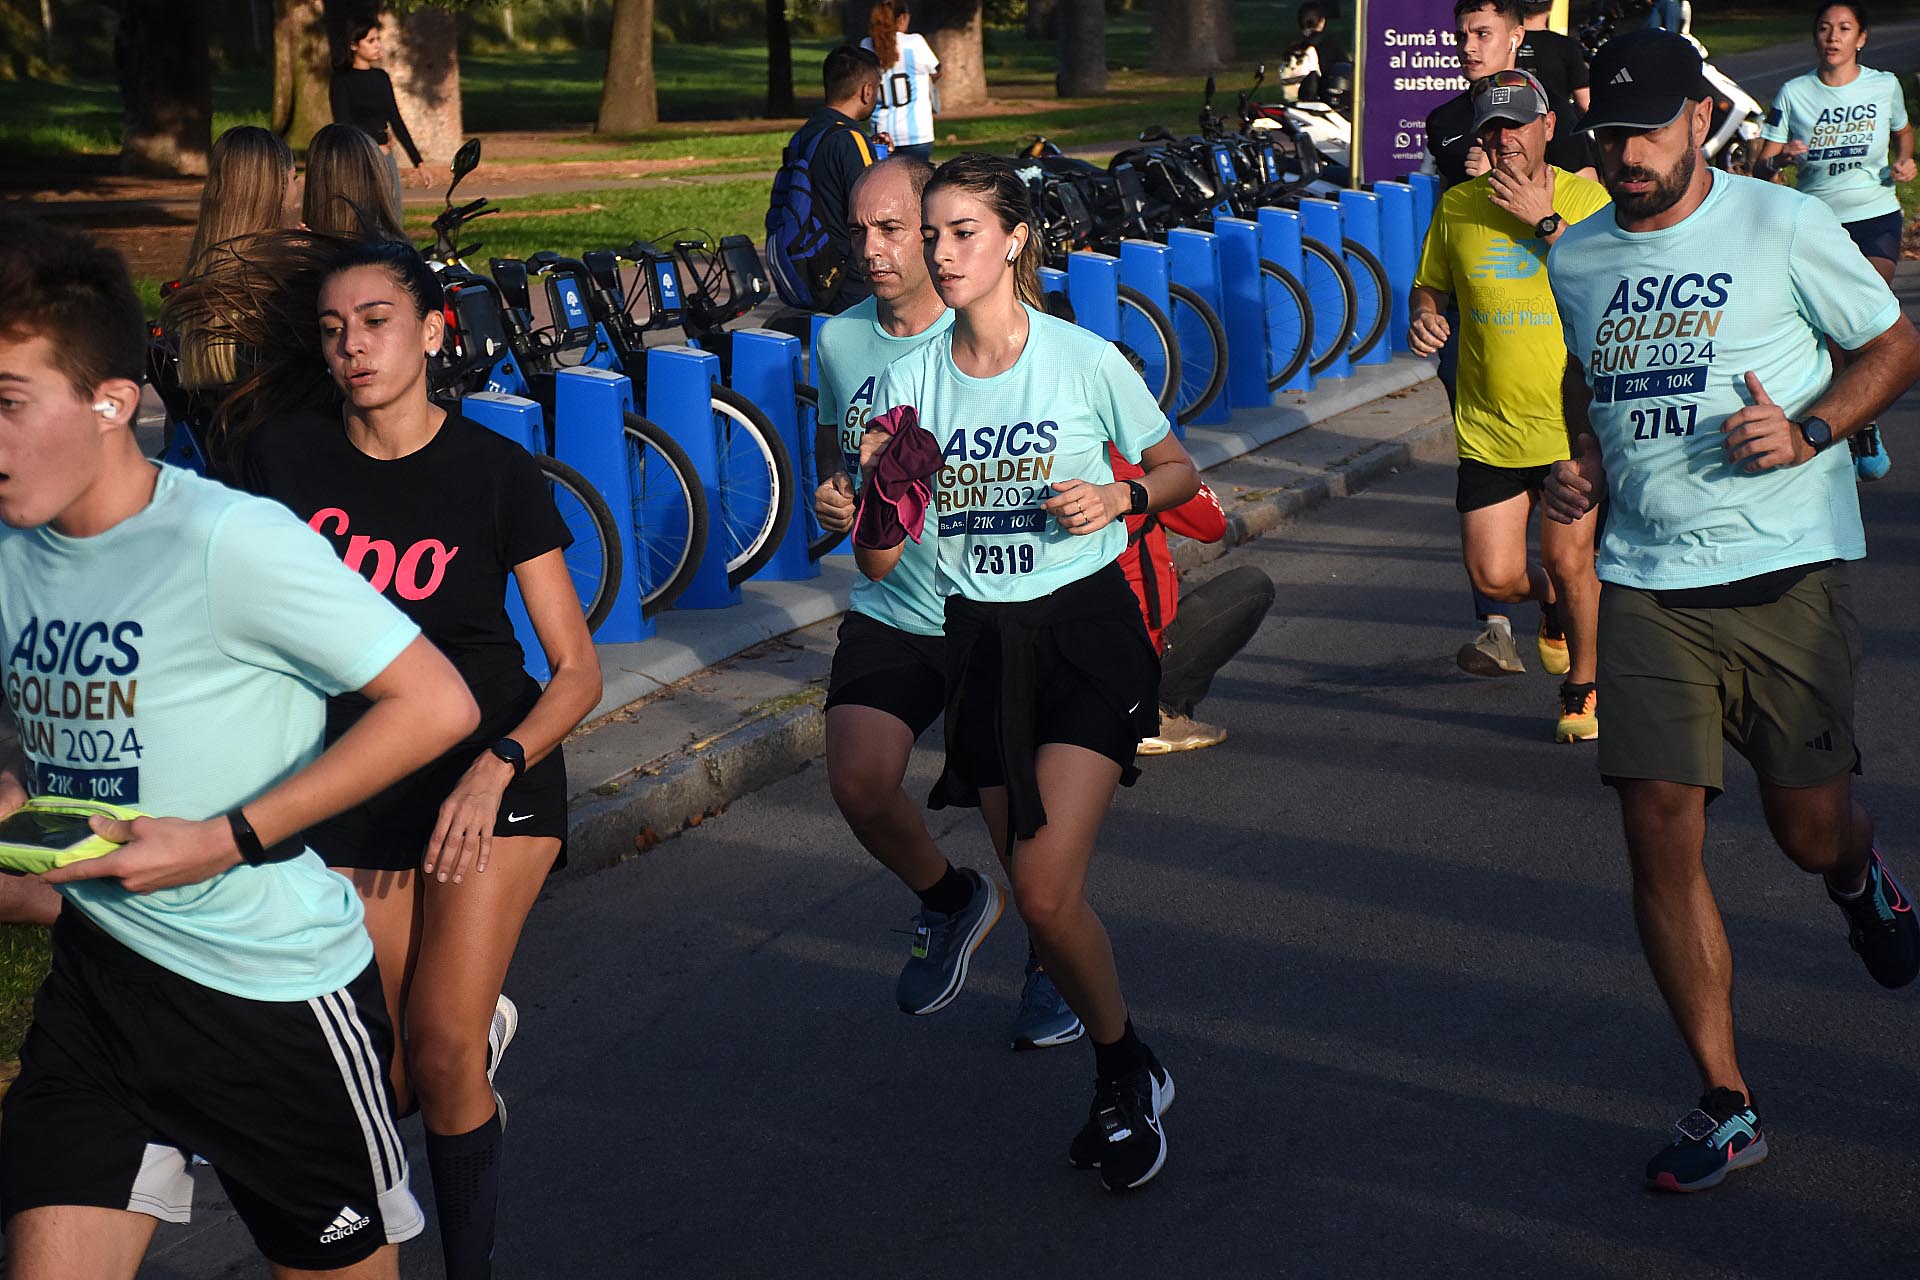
227 808 304 866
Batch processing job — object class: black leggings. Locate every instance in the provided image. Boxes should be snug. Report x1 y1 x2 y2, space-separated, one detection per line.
1159 565 1275 716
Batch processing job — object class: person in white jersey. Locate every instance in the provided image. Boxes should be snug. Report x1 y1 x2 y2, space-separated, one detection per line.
856 154 1200 1191
0 211 480 1277
1545 30 1920 1194
1754 0 1912 480
812 155 1086 1051
863 0 941 160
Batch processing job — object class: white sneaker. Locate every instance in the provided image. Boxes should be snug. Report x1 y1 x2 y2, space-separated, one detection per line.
486 993 518 1083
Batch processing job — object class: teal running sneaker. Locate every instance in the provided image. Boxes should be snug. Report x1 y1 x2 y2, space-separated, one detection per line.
1828 848 1920 989
1011 955 1085 1050
1851 422 1890 483
1646 1087 1767 1192
895 869 1003 1015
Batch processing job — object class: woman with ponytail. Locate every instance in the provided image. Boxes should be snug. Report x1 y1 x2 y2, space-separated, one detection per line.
855 153 1199 1192
861 0 941 159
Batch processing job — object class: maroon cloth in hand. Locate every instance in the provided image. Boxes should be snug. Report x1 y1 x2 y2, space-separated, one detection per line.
853 405 941 550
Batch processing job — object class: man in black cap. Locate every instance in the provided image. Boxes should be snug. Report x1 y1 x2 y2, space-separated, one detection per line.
1546 28 1920 1194
1410 69 1611 738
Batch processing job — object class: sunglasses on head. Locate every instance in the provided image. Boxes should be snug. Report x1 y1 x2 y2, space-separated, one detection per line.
1472 69 1536 96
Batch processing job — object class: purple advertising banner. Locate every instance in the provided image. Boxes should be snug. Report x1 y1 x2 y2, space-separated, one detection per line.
1353 0 1469 185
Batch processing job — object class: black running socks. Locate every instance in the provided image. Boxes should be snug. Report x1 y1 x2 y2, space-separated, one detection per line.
426 1110 504 1280
1541 598 1564 641
1092 1018 1147 1083
916 863 974 916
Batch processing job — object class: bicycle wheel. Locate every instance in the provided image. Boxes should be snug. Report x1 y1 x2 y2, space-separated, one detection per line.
1115 284 1181 413
795 383 847 559
533 455 622 634
1343 240 1390 361
1167 281 1227 427
1300 234 1357 375
1257 258 1314 391
711 384 795 588
621 413 709 618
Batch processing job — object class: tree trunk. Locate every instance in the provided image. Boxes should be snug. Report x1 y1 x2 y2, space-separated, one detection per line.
1055 0 1105 96
385 7 463 168
276 0 333 148
917 0 985 110
116 0 213 176
1211 0 1235 64
598 0 658 133
843 0 871 47
1149 0 1224 74
38 0 53 60
765 0 795 116
501 4 515 44
1027 0 1057 40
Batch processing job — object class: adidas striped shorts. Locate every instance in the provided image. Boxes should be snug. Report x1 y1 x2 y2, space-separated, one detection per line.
0 907 424 1271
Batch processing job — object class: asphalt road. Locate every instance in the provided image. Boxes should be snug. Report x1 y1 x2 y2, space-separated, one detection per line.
266 432 1912 1278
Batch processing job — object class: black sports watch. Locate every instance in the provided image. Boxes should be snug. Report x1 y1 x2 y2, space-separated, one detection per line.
1534 212 1564 238
488 737 527 780
1124 479 1150 516
1797 416 1835 453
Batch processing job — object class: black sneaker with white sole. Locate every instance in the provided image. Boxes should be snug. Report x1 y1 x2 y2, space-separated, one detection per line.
1068 1047 1175 1191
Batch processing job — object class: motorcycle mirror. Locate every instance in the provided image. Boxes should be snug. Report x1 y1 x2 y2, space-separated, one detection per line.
447 138 481 202
1253 64 1266 87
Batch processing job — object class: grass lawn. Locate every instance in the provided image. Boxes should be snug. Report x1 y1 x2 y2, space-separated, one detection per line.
402 177 775 263
0 925 49 1062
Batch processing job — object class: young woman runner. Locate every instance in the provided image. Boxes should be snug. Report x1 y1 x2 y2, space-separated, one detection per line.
855 154 1200 1192
303 123 410 243
237 239 601 1276
1754 0 1913 478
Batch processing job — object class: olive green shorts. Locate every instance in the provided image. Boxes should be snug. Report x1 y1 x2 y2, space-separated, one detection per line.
1596 564 1861 795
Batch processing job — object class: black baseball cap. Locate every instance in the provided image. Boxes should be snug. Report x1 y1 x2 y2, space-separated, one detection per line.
1584 29 1716 132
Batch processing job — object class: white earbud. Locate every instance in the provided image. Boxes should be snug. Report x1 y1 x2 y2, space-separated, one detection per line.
1006 244 1021 263
92 401 116 417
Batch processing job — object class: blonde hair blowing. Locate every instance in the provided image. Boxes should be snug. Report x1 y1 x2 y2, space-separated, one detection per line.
179 127 297 388
302 123 407 241
925 153 1046 310
869 0 900 70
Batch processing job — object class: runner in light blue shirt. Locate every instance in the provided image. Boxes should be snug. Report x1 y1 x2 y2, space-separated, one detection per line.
856 155 1199 1193
1542 29 1920 1197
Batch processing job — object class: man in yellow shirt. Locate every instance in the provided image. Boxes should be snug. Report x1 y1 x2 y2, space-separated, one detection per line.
1411 68 1611 741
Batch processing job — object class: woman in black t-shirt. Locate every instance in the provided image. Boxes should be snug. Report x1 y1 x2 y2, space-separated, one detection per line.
330 10 435 202
241 239 601 1280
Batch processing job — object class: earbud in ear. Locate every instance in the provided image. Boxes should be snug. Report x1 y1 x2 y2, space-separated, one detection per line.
1006 244 1020 263
92 401 116 417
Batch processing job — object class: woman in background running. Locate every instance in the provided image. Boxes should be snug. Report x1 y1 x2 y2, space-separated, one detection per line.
331 8 434 202
304 122 410 242
863 0 941 159
236 238 600 1278
1755 0 1913 479
856 154 1199 1192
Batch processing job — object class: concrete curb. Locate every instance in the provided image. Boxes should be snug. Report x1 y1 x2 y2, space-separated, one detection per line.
554 409 1454 880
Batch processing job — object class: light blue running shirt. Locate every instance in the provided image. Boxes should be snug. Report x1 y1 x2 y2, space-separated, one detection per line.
817 295 955 636
861 32 939 148
1549 171 1901 589
875 305 1170 603
1762 67 1909 223
0 465 420 1000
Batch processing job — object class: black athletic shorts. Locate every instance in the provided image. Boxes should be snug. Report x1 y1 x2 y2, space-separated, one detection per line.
1843 211 1903 264
1456 457 1556 513
824 609 947 738
948 609 1148 789
306 744 568 873
0 908 423 1271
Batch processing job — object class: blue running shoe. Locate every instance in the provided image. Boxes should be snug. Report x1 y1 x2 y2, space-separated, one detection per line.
1829 848 1920 989
1646 1088 1767 1193
1852 422 1890 483
895 869 1003 1015
1011 956 1085 1050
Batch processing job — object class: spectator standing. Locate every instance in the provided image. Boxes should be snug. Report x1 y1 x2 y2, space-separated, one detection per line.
1517 0 1591 112
303 123 409 242
863 0 942 160
330 9 435 206
769 46 883 313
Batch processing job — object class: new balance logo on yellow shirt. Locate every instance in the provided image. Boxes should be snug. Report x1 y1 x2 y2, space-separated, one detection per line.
1471 238 1547 281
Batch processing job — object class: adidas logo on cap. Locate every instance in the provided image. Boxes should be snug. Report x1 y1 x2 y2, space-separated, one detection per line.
1610 67 1633 84
320 1206 373 1244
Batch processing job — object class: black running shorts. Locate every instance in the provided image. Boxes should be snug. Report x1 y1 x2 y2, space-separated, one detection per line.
0 909 423 1271
824 610 947 738
1843 211 1903 265
1455 457 1556 513
307 744 569 873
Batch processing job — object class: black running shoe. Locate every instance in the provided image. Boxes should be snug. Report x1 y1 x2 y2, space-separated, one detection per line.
1068 1048 1175 1191
1645 1087 1767 1193
1829 848 1920 989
